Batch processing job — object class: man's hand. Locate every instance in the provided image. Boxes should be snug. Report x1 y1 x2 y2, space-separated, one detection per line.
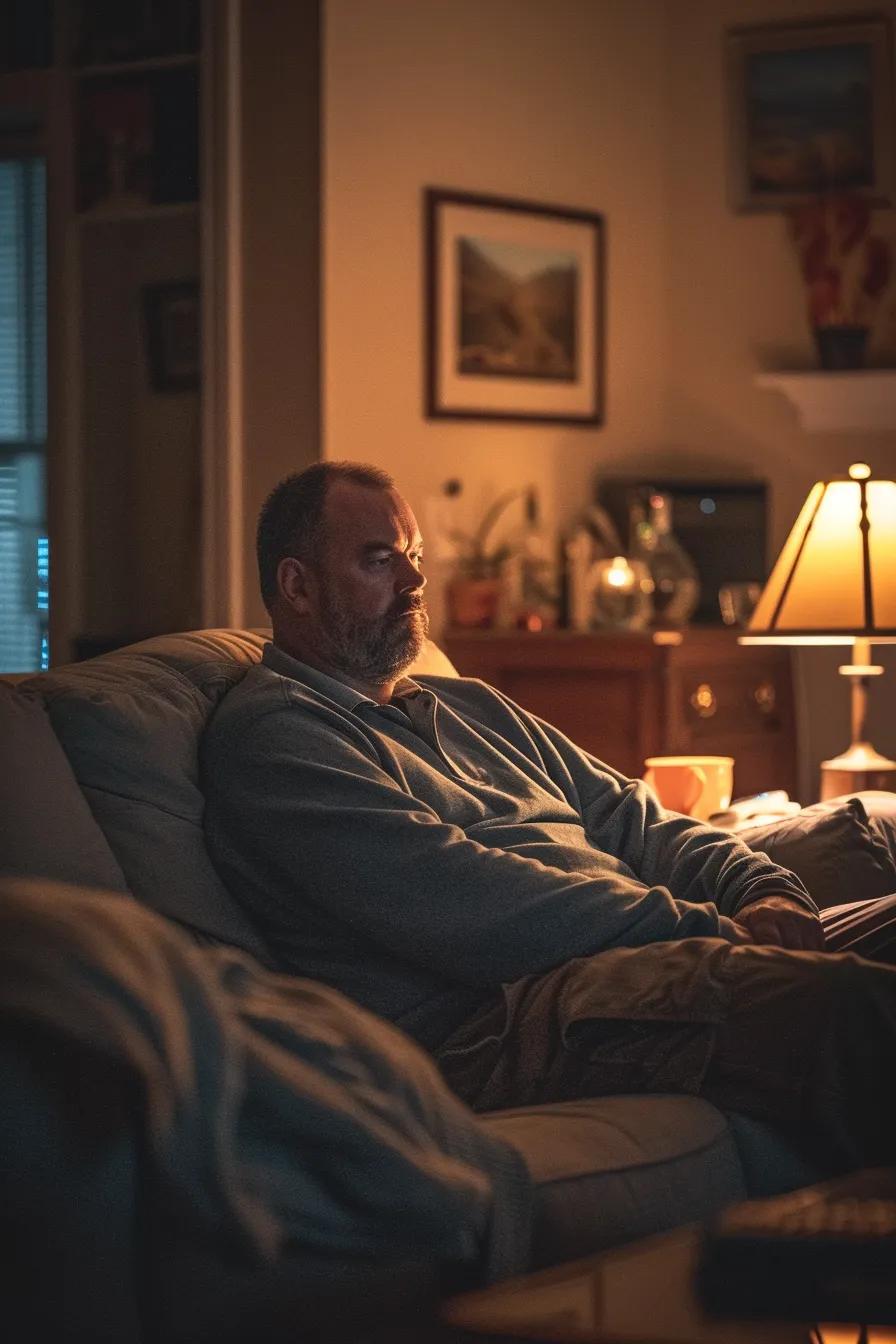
732 895 825 951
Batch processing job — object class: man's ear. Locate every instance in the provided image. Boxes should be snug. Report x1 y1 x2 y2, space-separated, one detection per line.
277 556 315 615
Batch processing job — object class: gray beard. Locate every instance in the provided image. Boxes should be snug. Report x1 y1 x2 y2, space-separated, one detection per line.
319 584 430 684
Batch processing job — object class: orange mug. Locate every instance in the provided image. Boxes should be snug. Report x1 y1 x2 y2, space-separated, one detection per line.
643 755 734 821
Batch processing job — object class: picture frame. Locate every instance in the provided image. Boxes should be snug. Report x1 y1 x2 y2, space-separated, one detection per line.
142 280 200 392
726 16 896 211
425 188 604 425
77 68 199 213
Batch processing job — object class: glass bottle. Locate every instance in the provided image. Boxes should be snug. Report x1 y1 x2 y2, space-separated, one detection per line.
563 524 593 630
630 491 700 626
511 489 559 631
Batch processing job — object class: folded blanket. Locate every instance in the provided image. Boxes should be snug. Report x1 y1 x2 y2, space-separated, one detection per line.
0 878 532 1339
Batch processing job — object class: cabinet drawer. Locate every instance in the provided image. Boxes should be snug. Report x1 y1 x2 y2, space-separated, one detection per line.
496 668 658 779
674 666 789 742
668 653 796 797
443 628 798 798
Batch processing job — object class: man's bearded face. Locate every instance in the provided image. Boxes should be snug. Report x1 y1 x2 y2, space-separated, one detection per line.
318 572 429 683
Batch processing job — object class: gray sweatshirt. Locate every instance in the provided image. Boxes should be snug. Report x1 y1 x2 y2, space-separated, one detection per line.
201 643 813 1049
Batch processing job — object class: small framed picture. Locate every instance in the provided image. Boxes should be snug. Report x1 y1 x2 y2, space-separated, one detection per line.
425 188 605 425
142 280 200 392
77 69 199 213
726 16 896 211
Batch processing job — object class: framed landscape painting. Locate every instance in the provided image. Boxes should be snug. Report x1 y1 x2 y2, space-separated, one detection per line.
726 16 896 211
143 280 200 391
425 189 604 424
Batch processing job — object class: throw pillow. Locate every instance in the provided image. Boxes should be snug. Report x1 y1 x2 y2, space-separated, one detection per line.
19 631 274 961
0 685 129 894
739 797 896 910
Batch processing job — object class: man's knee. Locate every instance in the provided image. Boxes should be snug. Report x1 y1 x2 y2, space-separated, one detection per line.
726 942 892 993
721 943 896 1054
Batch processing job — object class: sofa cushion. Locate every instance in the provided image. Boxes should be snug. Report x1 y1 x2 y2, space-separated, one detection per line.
15 630 462 958
0 684 129 894
19 630 273 958
482 1095 748 1267
739 795 896 910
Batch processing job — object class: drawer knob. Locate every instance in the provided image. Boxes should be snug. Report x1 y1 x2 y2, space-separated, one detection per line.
690 682 717 718
753 680 776 715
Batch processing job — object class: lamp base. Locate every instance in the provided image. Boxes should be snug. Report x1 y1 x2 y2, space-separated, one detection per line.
820 741 896 801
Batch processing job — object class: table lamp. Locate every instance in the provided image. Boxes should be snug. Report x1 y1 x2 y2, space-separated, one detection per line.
740 463 896 800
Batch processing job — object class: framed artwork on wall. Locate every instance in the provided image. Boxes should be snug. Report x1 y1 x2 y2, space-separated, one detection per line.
425 189 604 424
726 15 896 211
142 280 200 392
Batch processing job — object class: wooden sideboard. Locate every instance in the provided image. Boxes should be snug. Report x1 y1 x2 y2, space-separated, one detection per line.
442 628 797 801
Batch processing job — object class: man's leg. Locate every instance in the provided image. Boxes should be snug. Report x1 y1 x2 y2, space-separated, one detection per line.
436 939 896 1175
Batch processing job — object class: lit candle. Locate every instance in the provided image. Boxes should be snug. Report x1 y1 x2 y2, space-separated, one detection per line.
591 555 652 628
604 556 636 592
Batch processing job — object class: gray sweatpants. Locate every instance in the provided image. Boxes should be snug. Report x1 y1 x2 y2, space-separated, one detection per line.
436 894 896 1175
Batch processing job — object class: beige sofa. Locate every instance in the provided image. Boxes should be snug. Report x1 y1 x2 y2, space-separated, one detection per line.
2 629 819 1288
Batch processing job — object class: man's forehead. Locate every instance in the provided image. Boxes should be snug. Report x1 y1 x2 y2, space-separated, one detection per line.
324 479 420 543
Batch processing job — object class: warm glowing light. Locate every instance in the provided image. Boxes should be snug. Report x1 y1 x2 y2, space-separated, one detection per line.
743 463 896 796
605 556 635 590
746 468 896 638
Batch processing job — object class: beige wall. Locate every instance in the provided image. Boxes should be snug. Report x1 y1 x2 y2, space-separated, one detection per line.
323 0 670 631
321 0 896 798
663 0 896 796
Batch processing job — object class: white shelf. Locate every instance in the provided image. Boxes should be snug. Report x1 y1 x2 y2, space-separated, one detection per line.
76 201 199 225
755 369 896 432
74 54 199 78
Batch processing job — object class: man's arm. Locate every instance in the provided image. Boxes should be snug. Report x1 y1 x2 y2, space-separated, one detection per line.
517 711 822 948
204 701 746 987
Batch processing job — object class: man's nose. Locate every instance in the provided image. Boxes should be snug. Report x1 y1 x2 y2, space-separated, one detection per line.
397 554 426 591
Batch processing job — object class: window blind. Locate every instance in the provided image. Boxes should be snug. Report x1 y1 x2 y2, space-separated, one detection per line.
0 156 48 672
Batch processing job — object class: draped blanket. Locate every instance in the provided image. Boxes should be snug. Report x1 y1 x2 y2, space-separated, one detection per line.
0 879 531 1340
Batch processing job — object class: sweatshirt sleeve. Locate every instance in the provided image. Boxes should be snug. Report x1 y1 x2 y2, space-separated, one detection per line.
517 711 817 920
204 696 757 991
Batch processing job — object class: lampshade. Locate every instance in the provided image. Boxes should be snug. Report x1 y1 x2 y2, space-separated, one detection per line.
741 464 896 801
745 464 896 643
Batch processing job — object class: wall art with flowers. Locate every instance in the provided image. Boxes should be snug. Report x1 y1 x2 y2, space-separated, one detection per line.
788 195 896 369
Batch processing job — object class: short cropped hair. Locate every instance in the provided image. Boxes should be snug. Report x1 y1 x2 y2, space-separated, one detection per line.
256 460 394 612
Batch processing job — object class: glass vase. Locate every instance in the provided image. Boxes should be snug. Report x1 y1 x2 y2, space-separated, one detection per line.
630 493 700 626
813 325 869 371
589 555 653 630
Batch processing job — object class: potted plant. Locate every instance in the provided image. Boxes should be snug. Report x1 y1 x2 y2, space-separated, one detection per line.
443 485 525 629
788 194 891 369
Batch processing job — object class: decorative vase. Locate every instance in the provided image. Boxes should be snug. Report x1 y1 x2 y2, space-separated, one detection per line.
589 555 653 630
629 493 700 626
813 325 869 371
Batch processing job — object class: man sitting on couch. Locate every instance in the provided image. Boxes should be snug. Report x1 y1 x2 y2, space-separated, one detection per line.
202 461 896 1178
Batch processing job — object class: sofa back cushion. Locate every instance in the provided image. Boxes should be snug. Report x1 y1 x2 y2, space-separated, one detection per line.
0 685 130 894
738 795 896 910
19 630 273 960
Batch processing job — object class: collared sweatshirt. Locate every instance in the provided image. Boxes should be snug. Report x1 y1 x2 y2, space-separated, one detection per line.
201 643 815 1050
